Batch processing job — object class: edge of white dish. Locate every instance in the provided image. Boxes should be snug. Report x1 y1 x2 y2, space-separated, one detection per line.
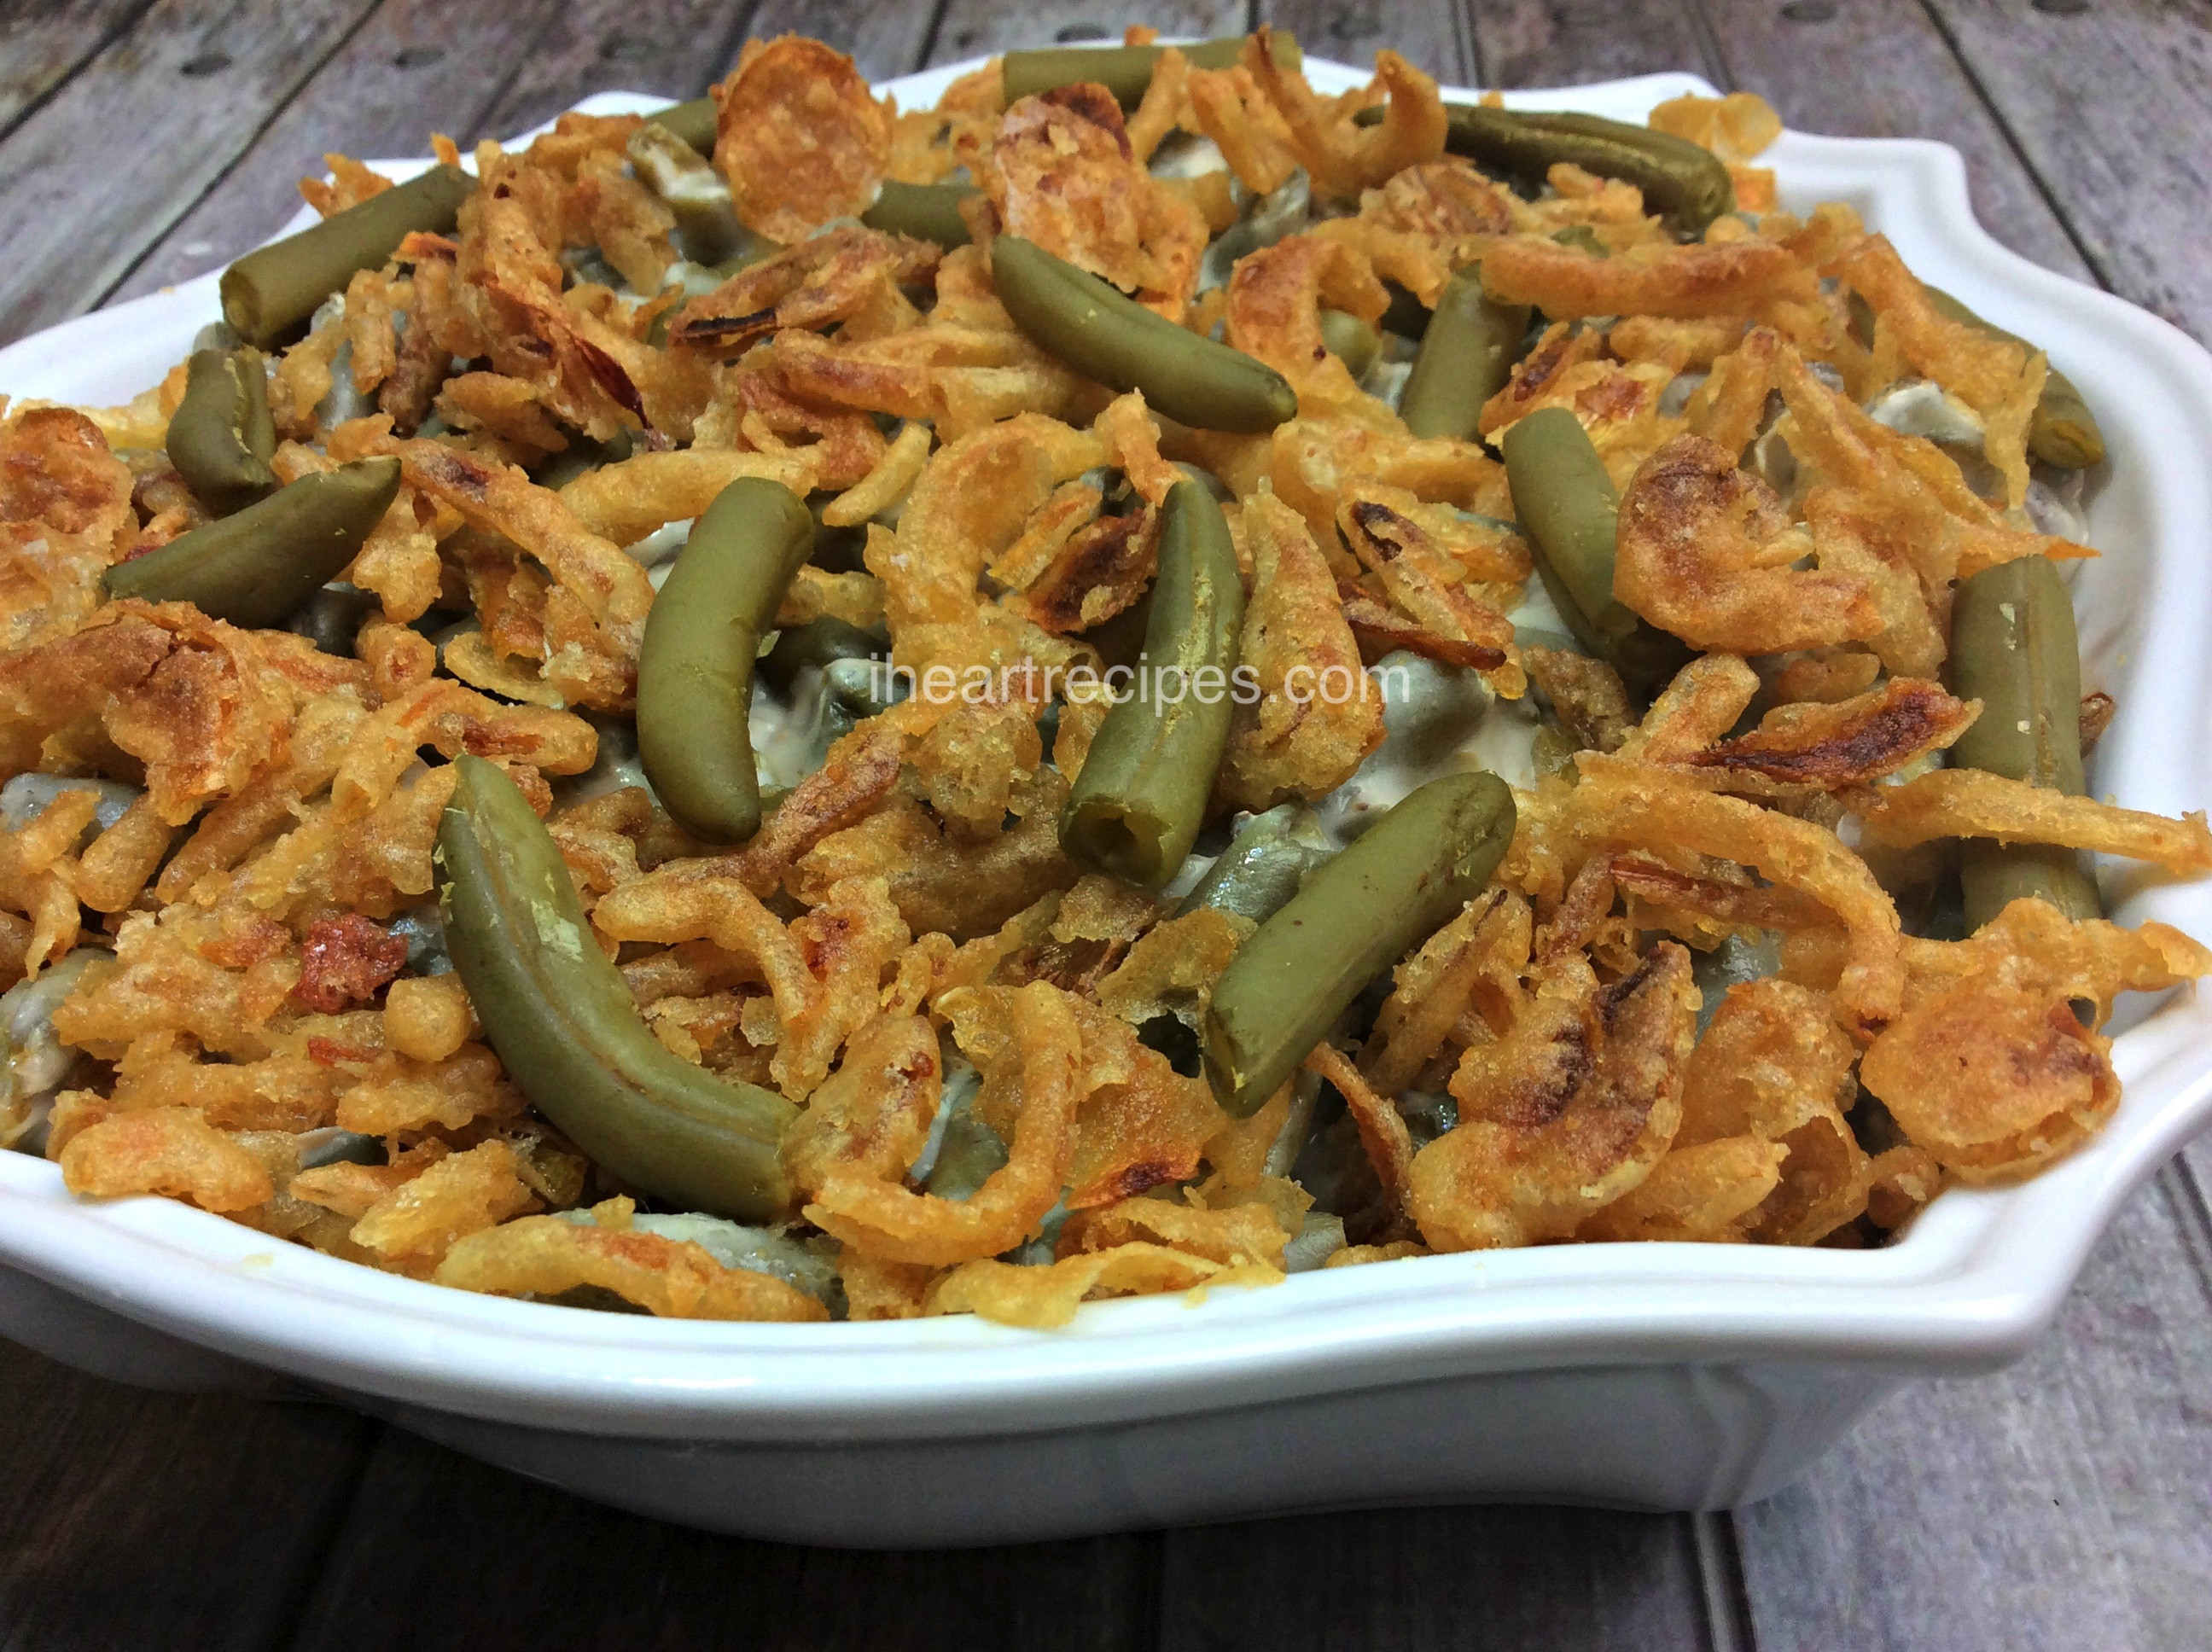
3 58 2210 1445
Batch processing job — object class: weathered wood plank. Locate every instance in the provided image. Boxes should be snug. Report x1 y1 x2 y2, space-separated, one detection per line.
112 0 572 305
752 0 946 84
1920 0 2212 343
1157 1504 1714 1651
469 0 753 139
1470 0 1722 90
0 0 387 347
0 0 151 140
283 1427 1160 1652
1258 0 1473 84
1736 1172 2212 1651
2180 1137 2212 1244
925 0 1250 68
1691 0 2087 278
478 1 941 146
0 1341 377 1651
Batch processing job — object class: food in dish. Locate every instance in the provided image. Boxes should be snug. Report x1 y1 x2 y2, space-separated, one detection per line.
0 30 2205 1330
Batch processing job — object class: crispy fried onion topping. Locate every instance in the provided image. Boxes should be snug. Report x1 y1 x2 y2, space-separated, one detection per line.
805 981 1083 1265
975 84 1207 318
1408 942 1697 1250
435 1197 829 1319
1615 433 1879 654
713 35 891 241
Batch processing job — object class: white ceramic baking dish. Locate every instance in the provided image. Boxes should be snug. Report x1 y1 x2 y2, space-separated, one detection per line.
3 58 2209 1548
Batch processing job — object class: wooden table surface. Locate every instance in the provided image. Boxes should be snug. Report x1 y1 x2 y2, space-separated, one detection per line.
3 0 2211 1645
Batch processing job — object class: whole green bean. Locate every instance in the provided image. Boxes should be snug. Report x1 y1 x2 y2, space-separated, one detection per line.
166 346 276 515
653 96 719 157
1202 772 1516 1117
1002 31 1301 109
222 165 474 349
863 179 977 248
1502 406 1689 696
1318 308 1380 381
1946 556 2102 928
636 476 815 844
1398 265 1530 440
1175 804 1335 925
438 754 796 1219
104 458 400 626
1359 104 1732 237
1061 480 1245 888
628 121 747 265
992 236 1297 433
1455 107 1732 237
1924 287 2104 469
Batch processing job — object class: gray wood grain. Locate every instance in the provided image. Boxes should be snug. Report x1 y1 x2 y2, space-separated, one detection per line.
1691 0 2088 279
1157 1504 1717 1651
925 0 1249 67
0 0 382 347
1259 0 1474 83
111 0 573 304
753 0 945 84
0 1341 376 1652
283 1427 1161 1652
1736 1168 2212 1651
1470 0 1722 90
1920 0 2212 342
0 0 150 140
471 0 756 138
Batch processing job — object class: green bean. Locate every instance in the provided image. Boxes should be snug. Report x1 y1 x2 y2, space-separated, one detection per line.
438 754 795 1219
104 458 400 626
628 121 747 266
636 476 814 844
1946 556 2102 928
1202 772 1516 1117
1925 288 2104 469
653 96 718 157
1360 104 1732 237
1002 31 1301 109
992 236 1297 433
1175 804 1335 925
1060 479 1245 888
1550 224 1607 256
1502 406 1690 696
863 179 977 248
221 165 474 348
1318 308 1380 381
1453 107 1732 237
166 346 276 516
1398 265 1530 441
757 615 888 693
